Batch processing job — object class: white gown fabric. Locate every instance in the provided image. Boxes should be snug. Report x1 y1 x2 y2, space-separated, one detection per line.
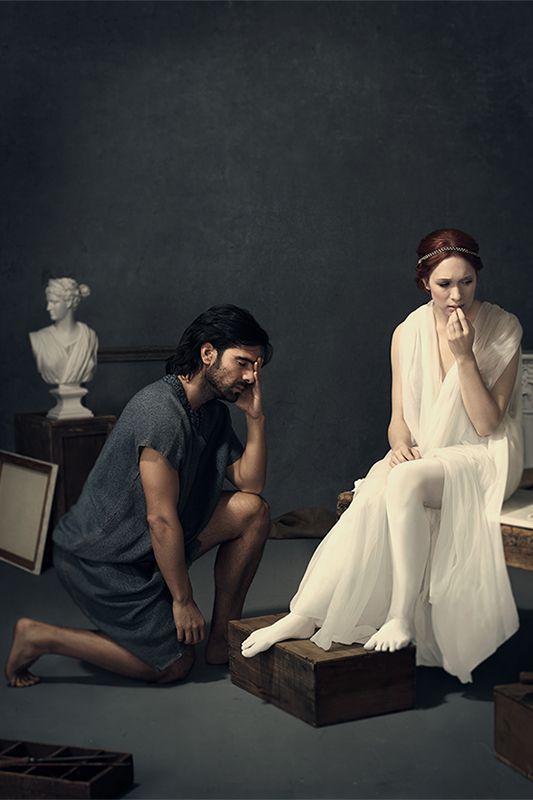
29 322 98 385
290 301 523 683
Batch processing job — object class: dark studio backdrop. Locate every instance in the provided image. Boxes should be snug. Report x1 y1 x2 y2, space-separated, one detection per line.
1 0 532 519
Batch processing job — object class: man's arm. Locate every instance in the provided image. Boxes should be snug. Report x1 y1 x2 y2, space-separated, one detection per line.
139 447 205 645
226 358 267 494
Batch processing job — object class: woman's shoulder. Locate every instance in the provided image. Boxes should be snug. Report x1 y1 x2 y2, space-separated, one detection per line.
29 325 55 342
76 321 98 340
395 302 430 334
476 303 523 359
479 302 522 336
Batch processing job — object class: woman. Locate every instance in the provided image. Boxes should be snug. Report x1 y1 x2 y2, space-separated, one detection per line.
242 229 523 683
29 277 98 386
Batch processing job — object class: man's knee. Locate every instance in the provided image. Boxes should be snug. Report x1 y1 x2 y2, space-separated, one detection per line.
232 492 270 536
233 492 269 521
152 648 195 685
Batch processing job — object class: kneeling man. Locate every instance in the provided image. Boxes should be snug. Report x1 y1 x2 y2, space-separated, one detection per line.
7 305 271 687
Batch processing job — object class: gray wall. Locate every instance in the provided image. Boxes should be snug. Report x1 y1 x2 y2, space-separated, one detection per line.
1 1 532 516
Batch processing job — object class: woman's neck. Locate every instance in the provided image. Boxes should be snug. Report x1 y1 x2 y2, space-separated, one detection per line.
53 312 78 341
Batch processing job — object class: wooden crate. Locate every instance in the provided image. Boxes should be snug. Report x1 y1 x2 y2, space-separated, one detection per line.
0 738 134 799
229 614 416 726
494 683 533 781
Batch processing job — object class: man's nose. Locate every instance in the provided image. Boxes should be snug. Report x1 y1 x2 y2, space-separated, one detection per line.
243 368 255 383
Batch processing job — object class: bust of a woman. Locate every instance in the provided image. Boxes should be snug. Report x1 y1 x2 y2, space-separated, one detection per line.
29 278 98 419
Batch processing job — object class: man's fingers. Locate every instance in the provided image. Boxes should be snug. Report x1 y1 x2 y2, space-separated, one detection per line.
192 625 204 644
176 625 185 642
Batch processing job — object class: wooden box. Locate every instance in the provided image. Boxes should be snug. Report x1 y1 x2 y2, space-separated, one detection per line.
15 413 115 529
0 738 134 799
228 614 416 726
494 682 533 781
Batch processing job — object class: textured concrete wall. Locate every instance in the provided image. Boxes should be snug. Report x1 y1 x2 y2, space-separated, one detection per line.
2 1 532 515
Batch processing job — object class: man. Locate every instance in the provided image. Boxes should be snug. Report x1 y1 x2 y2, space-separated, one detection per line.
6 305 272 687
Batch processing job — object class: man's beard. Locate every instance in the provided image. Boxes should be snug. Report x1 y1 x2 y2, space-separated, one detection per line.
204 364 245 403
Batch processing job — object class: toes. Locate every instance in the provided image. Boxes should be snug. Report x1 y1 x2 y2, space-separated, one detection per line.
241 636 259 651
9 671 40 688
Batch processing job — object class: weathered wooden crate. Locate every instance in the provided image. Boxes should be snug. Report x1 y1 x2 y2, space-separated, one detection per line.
494 681 533 781
0 738 134 799
229 614 416 726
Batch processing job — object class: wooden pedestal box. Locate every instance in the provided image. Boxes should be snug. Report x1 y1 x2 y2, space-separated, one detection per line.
0 738 134 799
15 413 116 530
228 614 416 726
494 682 533 781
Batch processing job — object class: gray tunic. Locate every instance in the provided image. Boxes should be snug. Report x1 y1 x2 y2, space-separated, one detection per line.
53 374 243 669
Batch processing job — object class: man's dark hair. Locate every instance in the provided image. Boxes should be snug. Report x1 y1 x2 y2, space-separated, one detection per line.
166 304 273 379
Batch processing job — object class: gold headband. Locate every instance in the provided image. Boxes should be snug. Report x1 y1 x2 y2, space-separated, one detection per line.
417 246 480 265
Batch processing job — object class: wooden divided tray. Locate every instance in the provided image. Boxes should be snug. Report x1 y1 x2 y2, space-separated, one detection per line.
0 738 134 799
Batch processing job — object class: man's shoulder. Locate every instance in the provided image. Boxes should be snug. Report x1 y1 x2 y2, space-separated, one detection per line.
120 379 185 424
127 378 174 406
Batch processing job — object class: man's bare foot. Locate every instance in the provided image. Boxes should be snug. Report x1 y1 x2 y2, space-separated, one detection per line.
241 613 316 658
205 632 228 665
363 618 413 653
5 618 46 687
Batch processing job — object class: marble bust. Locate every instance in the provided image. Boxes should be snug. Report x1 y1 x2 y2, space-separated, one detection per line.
29 278 98 419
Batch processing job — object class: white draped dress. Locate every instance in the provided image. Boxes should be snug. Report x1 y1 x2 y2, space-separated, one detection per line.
29 322 98 386
290 301 523 683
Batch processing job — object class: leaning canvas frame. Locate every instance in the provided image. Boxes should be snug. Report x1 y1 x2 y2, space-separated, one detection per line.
0 450 58 575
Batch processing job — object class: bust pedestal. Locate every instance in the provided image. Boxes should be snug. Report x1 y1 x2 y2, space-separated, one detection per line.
48 384 94 420
15 413 116 532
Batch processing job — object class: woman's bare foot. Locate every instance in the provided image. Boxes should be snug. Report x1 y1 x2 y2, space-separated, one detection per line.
363 618 413 653
5 618 47 687
241 613 316 658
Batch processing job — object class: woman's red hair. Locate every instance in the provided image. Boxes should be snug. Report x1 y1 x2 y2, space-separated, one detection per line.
416 229 484 290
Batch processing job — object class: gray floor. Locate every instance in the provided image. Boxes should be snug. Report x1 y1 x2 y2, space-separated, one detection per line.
1 539 533 800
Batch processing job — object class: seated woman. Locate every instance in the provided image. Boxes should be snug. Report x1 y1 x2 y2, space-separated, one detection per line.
242 228 523 683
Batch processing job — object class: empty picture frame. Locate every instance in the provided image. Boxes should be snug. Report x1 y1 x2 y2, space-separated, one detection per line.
0 450 58 574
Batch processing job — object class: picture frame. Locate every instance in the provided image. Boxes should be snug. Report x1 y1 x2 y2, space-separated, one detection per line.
0 450 58 575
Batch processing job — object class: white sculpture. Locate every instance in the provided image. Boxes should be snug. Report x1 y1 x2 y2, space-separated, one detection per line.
29 278 98 420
